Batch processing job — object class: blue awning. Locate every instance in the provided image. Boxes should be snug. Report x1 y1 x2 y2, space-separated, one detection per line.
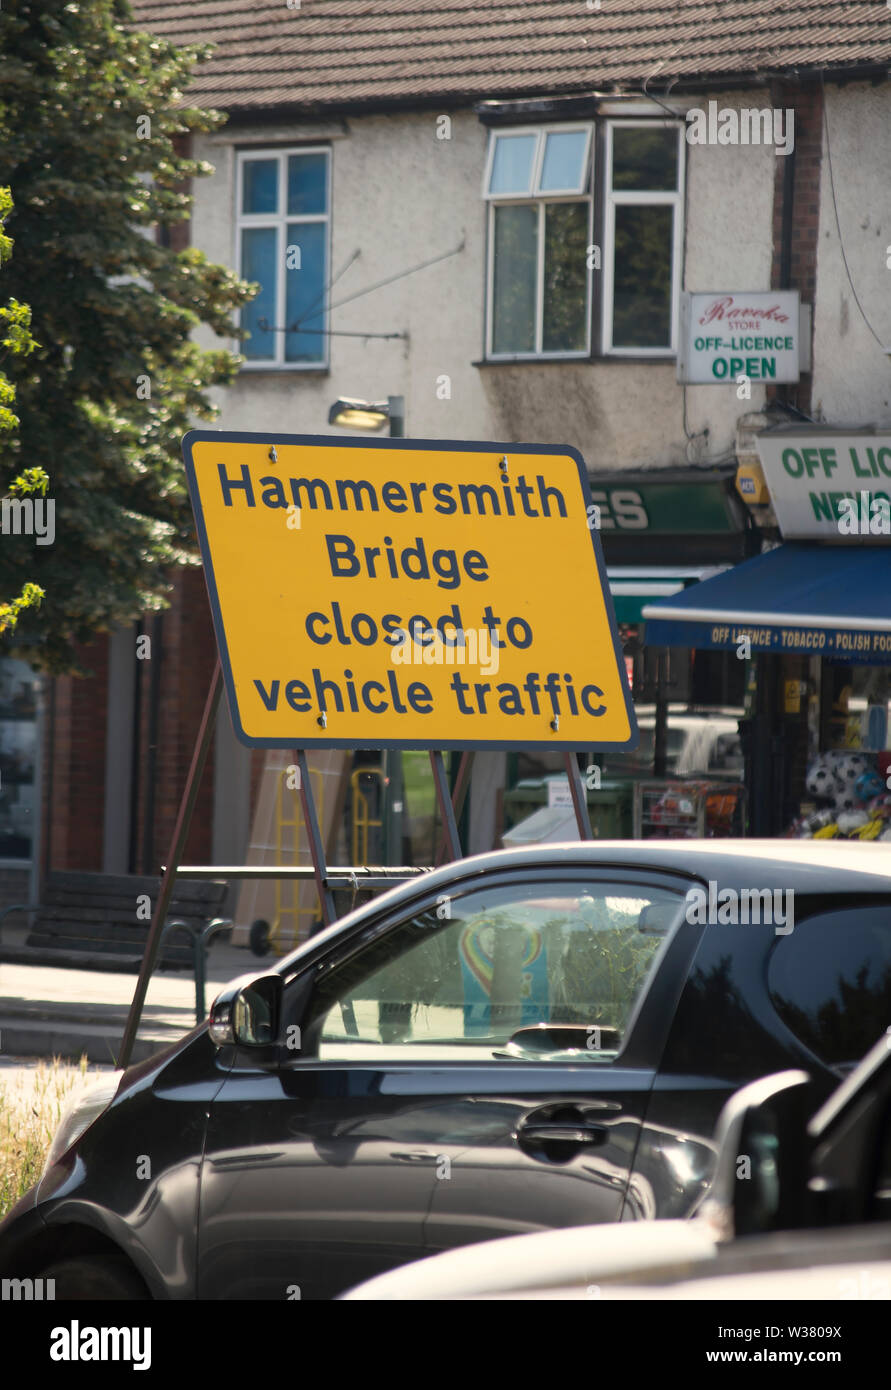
642 542 891 662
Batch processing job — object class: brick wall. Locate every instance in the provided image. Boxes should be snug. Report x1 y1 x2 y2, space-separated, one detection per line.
47 636 109 870
39 565 220 881
132 566 218 874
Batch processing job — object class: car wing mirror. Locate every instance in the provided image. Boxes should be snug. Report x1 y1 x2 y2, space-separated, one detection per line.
638 902 682 934
696 1069 815 1240
209 972 283 1048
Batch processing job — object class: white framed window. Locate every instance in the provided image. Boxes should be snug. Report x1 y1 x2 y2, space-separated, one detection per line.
236 146 331 368
483 125 594 359
602 121 684 356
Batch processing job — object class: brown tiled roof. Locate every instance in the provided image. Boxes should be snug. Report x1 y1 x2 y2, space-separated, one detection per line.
129 1 891 114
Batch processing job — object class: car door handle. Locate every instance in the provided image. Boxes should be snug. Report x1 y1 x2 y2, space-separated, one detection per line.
517 1122 607 1147
390 1150 439 1163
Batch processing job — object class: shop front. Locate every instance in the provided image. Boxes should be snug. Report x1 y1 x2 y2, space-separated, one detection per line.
642 429 891 840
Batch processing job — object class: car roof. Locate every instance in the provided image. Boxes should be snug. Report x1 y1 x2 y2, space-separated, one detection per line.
275 839 890 976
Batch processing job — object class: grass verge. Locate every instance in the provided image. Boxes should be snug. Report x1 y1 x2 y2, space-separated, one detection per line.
0 1056 93 1221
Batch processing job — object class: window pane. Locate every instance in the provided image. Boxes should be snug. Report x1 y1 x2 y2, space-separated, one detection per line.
242 158 278 214
611 204 673 348
241 227 277 360
305 881 679 1061
287 152 327 215
492 204 537 354
612 126 678 191
540 130 588 192
0 659 38 860
543 201 588 352
768 906 891 1072
489 133 537 195
285 221 326 363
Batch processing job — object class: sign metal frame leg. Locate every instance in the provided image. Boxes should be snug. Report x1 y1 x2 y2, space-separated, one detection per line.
434 751 474 866
430 750 462 861
118 660 223 1069
296 748 337 930
564 750 593 840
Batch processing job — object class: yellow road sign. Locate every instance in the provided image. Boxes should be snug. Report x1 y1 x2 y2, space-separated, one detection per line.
182 431 638 750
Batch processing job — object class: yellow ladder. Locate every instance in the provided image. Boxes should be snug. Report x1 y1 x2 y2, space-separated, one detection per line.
351 765 384 865
270 762 325 955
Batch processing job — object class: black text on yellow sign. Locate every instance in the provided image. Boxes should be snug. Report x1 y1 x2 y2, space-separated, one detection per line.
182 432 639 750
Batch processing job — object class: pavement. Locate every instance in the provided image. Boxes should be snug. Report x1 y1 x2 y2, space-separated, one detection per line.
0 921 266 1065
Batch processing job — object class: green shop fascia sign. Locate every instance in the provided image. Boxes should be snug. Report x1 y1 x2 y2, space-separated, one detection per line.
589 477 740 535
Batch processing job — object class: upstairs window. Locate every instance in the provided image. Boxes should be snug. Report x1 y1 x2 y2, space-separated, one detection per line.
603 122 683 354
237 147 330 367
483 120 682 360
484 127 593 359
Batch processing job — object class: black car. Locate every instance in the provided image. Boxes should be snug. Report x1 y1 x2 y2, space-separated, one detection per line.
342 1031 891 1300
0 840 889 1300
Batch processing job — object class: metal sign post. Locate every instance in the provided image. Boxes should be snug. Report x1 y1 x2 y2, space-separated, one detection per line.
118 661 223 1069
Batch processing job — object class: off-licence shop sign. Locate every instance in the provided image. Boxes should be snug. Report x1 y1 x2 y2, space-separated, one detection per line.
756 432 891 540
678 291 800 385
182 432 637 750
661 622 891 660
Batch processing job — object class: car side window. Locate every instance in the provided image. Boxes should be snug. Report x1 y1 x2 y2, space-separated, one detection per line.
768 905 891 1074
300 880 682 1063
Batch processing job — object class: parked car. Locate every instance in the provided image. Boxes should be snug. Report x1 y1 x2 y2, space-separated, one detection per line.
0 840 888 1299
342 1030 891 1299
598 705 745 778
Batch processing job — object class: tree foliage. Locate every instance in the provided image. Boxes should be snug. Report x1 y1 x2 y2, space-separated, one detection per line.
0 0 253 672
0 185 45 636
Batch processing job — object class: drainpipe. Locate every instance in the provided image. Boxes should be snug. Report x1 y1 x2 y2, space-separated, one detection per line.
141 611 163 873
31 675 49 908
776 79 797 413
128 621 142 874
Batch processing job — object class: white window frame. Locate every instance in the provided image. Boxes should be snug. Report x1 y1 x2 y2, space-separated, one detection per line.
483 124 594 361
235 145 331 370
602 120 684 358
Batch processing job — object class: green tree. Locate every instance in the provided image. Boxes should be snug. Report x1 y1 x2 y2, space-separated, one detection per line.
0 185 46 635
0 0 253 672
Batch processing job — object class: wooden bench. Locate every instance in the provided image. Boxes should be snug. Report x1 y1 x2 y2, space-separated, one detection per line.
4 871 231 972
